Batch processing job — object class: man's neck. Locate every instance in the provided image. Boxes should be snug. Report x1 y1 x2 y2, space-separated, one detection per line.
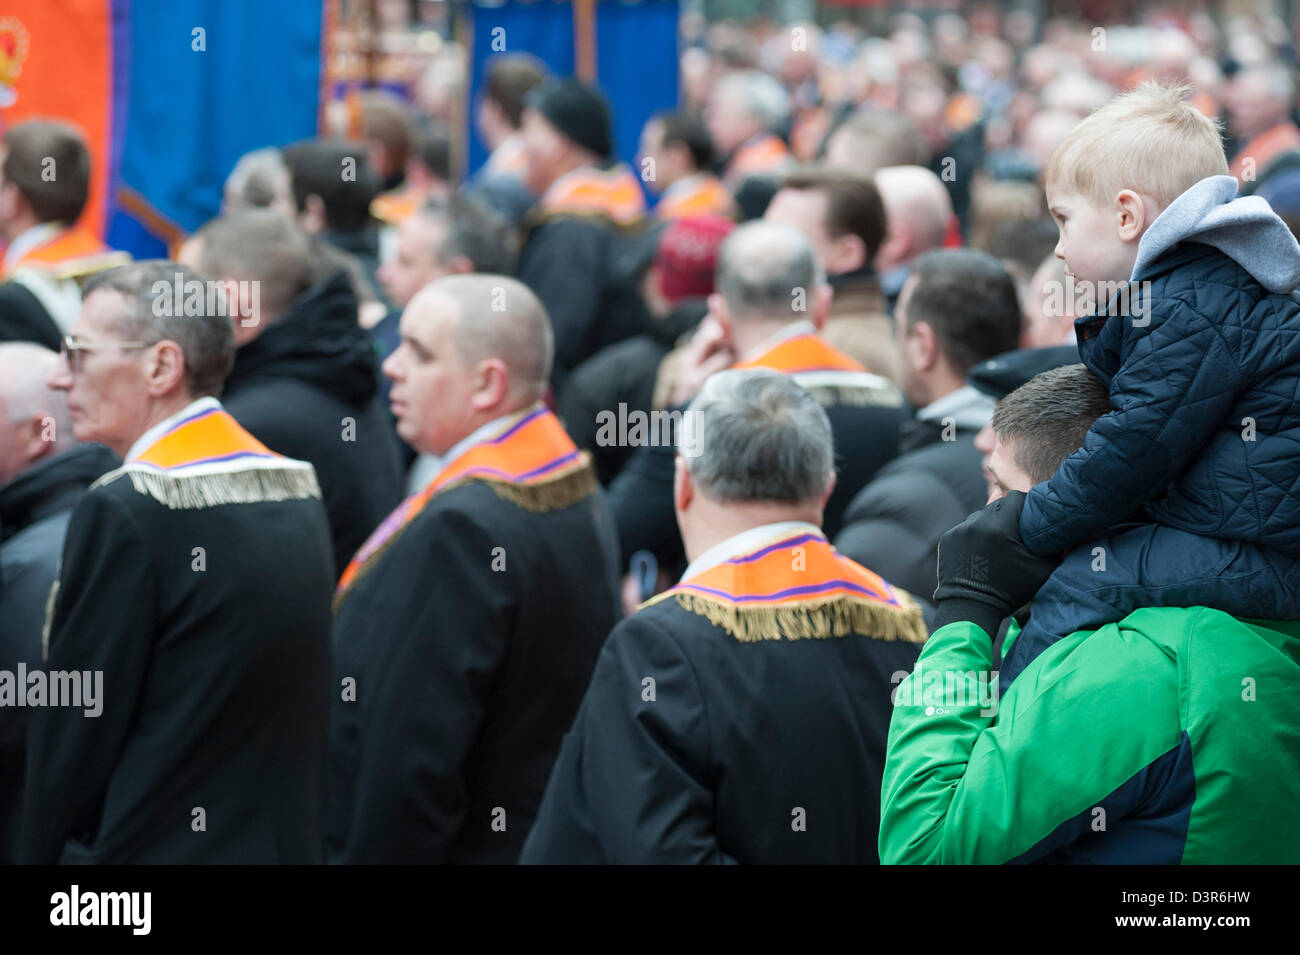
541 154 599 195
120 394 207 460
733 318 809 361
0 212 41 246
682 502 822 568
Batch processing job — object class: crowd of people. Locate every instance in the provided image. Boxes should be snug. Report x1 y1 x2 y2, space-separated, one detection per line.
2 5 1300 864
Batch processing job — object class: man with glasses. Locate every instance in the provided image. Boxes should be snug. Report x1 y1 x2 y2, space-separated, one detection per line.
18 261 335 863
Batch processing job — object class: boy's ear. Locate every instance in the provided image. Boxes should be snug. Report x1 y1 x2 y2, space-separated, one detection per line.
1115 189 1148 242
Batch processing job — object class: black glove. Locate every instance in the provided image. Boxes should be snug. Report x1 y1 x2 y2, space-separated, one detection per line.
933 491 1064 636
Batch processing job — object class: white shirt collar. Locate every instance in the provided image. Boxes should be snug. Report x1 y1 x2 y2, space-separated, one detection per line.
423 403 544 486
915 384 995 429
681 520 824 582
739 320 815 363
2 222 62 273
124 396 222 463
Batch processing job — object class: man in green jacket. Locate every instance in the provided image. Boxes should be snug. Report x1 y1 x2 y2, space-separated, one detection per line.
881 364 1300 864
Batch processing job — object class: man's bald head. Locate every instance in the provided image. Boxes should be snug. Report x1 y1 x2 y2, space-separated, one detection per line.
873 165 954 271
411 273 553 402
716 220 826 322
0 343 76 487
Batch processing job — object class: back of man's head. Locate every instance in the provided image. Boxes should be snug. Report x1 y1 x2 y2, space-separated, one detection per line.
222 147 294 215
716 71 790 134
992 363 1110 485
0 343 74 487
433 273 553 402
716 220 824 323
193 210 317 326
419 195 516 275
824 111 928 174
683 367 833 504
82 261 235 399
485 54 548 130
905 248 1022 376
282 139 381 232
1 120 93 228
873 165 954 268
776 166 888 266
657 111 714 173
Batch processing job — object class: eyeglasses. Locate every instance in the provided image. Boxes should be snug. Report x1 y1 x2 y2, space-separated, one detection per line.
61 335 152 374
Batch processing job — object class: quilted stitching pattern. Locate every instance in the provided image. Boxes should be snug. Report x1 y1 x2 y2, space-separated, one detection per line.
1021 242 1300 555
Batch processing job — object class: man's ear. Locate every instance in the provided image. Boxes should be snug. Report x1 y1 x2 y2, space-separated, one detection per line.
830 232 867 275
301 194 327 235
1115 189 1147 242
445 254 475 275
708 293 733 341
910 319 939 371
673 455 693 515
818 470 837 514
875 224 911 271
810 283 833 331
472 357 511 411
19 413 55 468
146 340 187 397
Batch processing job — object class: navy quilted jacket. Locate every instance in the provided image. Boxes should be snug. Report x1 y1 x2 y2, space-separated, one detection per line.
1021 177 1300 556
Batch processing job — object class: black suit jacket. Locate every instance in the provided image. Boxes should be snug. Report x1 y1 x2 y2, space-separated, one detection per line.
329 480 622 863
521 594 922 863
19 468 334 863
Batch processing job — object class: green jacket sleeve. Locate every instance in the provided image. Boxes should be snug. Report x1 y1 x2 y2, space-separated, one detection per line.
879 615 1185 864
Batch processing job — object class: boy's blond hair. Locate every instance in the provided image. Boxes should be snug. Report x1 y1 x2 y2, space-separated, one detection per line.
1044 81 1229 210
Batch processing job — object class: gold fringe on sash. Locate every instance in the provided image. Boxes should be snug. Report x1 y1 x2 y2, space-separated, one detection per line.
100 464 323 510
331 455 598 613
480 459 598 513
801 383 903 410
670 590 928 645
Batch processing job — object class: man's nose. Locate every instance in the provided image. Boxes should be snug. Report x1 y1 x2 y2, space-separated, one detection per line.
47 353 74 390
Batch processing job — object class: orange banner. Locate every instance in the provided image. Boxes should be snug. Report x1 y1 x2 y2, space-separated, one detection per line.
0 1 113 240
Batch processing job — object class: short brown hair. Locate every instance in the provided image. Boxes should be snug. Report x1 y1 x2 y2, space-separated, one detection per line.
992 364 1112 484
485 54 546 129
360 91 413 174
778 166 887 261
1 119 93 224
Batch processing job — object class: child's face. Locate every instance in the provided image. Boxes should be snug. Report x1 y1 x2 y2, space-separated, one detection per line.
1046 184 1145 292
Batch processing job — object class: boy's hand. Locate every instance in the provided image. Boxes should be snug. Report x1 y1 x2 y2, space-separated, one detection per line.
933 491 1064 636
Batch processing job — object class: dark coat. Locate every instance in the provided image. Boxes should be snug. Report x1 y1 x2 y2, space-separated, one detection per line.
558 299 707 485
520 592 922 863
223 273 404 576
1022 242 1300 557
19 460 334 864
834 420 987 602
328 480 622 864
515 216 649 388
0 444 117 863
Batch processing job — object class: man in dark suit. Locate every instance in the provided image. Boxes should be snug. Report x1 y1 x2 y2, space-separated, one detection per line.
608 221 906 574
20 261 334 864
329 274 621 863
523 369 925 863
183 211 404 575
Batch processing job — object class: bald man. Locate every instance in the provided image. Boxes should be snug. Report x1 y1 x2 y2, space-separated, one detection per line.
328 274 621 863
0 343 117 863
872 165 955 307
